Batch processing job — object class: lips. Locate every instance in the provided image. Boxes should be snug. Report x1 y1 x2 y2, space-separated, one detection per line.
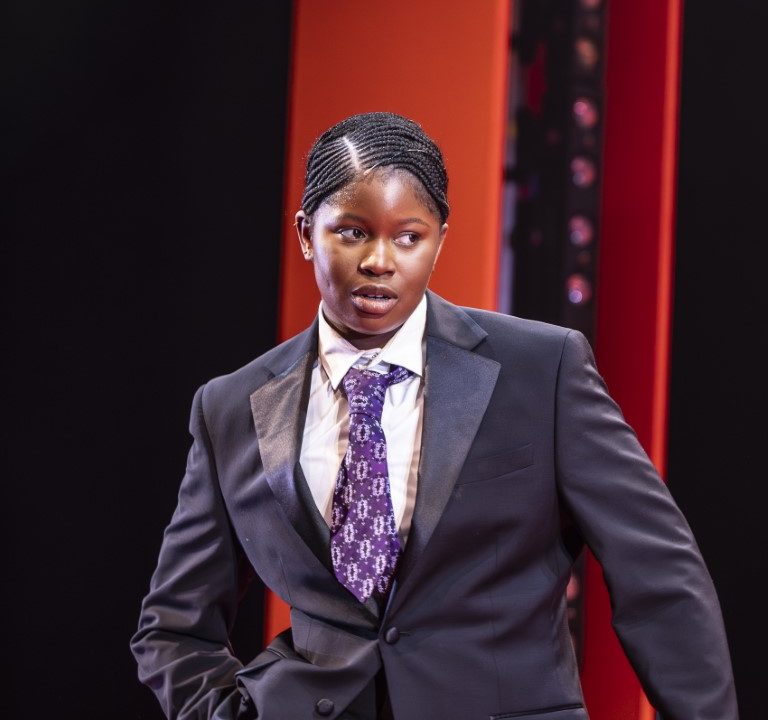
351 285 398 316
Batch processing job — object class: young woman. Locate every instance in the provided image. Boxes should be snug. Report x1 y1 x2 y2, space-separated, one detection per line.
132 112 736 720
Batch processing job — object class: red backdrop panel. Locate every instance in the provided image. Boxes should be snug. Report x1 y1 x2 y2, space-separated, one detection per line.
581 2 682 719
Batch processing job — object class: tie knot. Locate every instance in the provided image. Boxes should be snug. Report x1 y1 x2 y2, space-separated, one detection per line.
342 365 412 419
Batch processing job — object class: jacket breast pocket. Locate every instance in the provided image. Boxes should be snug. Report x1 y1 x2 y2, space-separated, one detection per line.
456 442 534 485
490 704 587 720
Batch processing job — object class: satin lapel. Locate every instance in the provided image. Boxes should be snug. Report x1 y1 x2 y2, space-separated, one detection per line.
249 350 327 558
249 333 379 621
391 293 500 602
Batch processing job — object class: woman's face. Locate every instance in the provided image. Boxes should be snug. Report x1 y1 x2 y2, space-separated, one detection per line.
296 168 447 349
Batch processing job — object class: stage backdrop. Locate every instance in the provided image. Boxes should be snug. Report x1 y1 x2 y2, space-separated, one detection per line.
273 2 682 720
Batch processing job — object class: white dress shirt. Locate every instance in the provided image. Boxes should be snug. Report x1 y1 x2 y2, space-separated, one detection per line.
299 295 426 545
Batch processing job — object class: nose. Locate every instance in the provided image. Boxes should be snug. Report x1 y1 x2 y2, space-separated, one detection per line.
359 238 395 276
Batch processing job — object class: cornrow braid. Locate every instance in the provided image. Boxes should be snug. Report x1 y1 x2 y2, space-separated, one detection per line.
301 112 450 223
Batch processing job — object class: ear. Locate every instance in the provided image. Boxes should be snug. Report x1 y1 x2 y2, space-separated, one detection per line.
295 210 313 261
434 222 449 266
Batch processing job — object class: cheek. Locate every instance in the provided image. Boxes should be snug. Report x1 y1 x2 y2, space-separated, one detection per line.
313 249 349 292
313 260 335 293
403 250 440 286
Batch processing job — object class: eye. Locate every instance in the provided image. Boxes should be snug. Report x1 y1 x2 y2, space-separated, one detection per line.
338 227 366 241
393 232 420 247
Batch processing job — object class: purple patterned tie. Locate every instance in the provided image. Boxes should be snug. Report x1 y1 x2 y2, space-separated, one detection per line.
330 364 413 603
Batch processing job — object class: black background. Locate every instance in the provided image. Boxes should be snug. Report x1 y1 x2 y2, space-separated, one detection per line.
4 0 766 718
669 2 768 718
4 2 292 716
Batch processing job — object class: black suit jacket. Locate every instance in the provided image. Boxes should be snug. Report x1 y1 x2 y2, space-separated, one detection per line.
132 291 737 720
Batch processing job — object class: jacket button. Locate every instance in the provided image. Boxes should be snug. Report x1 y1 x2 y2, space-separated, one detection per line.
316 698 334 716
384 627 400 644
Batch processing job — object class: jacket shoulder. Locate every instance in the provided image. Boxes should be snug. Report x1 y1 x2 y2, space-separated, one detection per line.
461 306 573 354
199 326 315 421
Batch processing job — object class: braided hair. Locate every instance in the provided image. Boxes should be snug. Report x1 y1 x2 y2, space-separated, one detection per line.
300 112 450 223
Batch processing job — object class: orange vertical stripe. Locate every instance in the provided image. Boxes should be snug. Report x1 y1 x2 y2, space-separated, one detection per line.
640 2 683 718
268 0 511 642
279 0 511 342
650 0 683 475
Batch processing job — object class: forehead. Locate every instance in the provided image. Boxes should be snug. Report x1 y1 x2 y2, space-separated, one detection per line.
323 167 440 220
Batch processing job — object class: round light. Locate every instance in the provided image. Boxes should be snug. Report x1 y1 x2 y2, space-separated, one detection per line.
575 37 599 70
569 215 594 246
573 97 599 129
580 0 602 10
566 274 592 305
570 156 597 188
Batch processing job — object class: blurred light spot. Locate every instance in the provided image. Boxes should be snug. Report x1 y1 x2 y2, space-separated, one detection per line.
575 37 599 70
573 97 599 129
570 157 597 188
569 215 594 246
567 274 592 305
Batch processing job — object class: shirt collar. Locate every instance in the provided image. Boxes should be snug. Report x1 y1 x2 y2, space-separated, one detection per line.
317 295 427 390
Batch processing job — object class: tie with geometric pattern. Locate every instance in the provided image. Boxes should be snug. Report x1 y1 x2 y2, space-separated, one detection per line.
330 364 413 602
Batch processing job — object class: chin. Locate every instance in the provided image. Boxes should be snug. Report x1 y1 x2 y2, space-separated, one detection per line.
341 318 399 345
355 321 396 338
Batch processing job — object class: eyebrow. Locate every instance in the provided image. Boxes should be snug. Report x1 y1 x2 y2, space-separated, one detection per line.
333 213 430 228
334 213 368 224
398 217 430 227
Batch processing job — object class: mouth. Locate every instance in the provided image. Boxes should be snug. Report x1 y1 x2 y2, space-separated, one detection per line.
350 285 398 316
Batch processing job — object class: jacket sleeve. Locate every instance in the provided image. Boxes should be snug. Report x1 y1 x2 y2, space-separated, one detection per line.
131 385 257 720
554 330 737 720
